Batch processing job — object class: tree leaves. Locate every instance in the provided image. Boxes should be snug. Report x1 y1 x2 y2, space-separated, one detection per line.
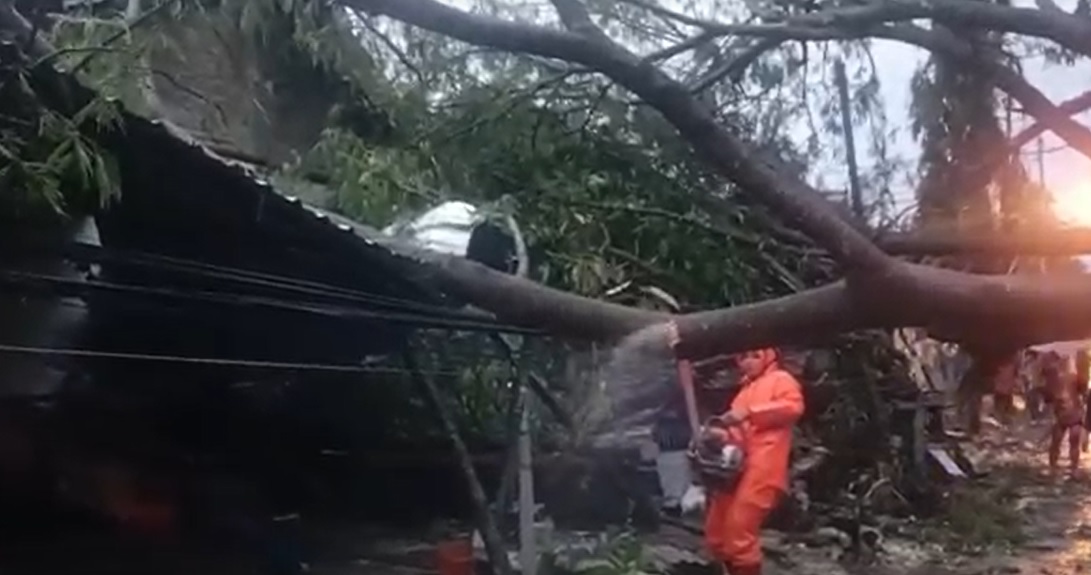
0 70 121 221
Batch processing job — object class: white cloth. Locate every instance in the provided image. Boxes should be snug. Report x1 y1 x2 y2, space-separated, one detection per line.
680 484 706 515
655 449 693 507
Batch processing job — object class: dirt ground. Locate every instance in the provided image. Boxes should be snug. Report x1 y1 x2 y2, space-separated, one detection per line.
4 414 1091 575
948 418 1091 575
771 416 1091 575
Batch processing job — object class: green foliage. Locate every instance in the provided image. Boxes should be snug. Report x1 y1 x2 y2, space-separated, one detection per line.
47 1 174 114
0 66 121 221
288 128 438 226
570 532 660 575
224 0 391 108
27 0 910 446
293 76 825 306
51 0 392 145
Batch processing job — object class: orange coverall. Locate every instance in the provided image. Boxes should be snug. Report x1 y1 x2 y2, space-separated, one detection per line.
705 365 805 572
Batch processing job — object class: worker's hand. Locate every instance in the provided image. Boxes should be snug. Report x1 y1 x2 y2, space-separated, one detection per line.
716 409 749 427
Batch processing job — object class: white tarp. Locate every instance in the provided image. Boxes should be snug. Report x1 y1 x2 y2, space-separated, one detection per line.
382 201 480 256
1031 340 1091 357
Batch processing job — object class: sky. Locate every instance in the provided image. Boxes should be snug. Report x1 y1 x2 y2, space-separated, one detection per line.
435 0 1091 227
853 8 1091 226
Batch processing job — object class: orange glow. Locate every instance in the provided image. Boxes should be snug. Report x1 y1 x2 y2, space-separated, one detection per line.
1052 183 1091 227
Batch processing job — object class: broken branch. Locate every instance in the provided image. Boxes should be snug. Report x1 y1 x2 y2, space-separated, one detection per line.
346 0 892 272
344 0 1091 358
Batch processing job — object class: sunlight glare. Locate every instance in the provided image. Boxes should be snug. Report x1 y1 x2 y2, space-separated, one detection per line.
1052 182 1091 227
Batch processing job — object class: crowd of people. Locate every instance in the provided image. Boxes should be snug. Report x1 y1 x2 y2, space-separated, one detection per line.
975 347 1091 475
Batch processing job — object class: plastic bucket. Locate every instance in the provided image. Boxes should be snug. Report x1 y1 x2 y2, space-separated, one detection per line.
436 537 474 575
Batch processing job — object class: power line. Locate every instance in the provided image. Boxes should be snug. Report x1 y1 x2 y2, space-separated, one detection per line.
0 343 464 377
59 242 458 317
0 268 544 336
7 244 536 338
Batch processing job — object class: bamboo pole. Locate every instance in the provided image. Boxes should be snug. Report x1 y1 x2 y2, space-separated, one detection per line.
403 349 512 575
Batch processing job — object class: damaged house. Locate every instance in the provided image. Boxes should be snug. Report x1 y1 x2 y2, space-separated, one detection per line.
0 1 985 573
0 13 581 574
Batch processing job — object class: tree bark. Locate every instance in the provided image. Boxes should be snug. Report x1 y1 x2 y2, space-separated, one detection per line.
344 0 1091 359
11 1 1091 361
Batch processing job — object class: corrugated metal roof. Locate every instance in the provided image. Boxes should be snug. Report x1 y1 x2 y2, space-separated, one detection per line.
1 38 458 309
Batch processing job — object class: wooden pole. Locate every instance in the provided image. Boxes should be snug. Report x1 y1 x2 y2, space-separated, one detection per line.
492 378 524 526
835 59 864 220
517 366 538 575
1037 137 1047 186
502 214 539 575
403 349 512 575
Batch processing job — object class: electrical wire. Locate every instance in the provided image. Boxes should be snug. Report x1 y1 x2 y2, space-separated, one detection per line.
0 343 465 377
0 268 544 336
10 241 540 333
60 242 460 317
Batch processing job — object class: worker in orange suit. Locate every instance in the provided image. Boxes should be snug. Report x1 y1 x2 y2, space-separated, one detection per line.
690 342 805 575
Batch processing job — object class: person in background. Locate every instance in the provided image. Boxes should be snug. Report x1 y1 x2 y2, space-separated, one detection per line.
652 373 694 517
639 292 696 517
1045 352 1084 475
1023 350 1047 422
679 338 804 575
992 353 1019 425
1076 350 1091 453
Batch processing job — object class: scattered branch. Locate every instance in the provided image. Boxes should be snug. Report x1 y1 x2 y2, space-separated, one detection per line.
619 0 1091 159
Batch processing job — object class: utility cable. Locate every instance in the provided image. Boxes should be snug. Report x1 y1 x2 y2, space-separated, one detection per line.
0 342 464 377
0 269 543 336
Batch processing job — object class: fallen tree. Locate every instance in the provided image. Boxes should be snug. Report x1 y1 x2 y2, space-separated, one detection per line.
8 0 1091 358
322 0 1091 360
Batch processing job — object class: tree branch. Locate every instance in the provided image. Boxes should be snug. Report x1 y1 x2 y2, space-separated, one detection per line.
1012 89 1091 150
877 227 1091 256
346 0 892 272
690 37 784 91
713 0 1091 57
877 24 1091 164
0 0 50 60
644 30 719 63
640 16 1091 165
619 0 1091 58
12 1 1091 372
337 0 1091 361
548 0 606 41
